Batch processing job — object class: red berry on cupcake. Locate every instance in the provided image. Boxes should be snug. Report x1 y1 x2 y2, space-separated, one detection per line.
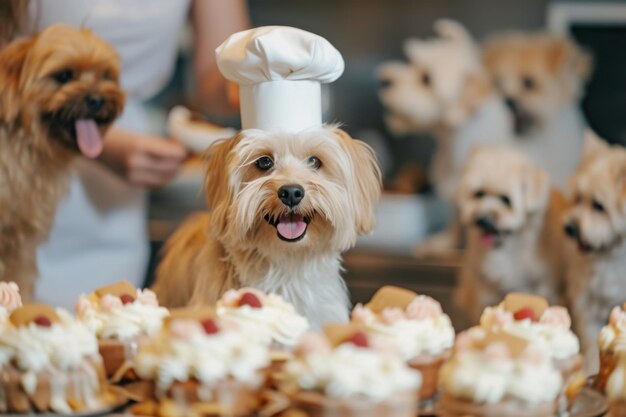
513 307 537 322
346 331 369 348
238 292 263 308
120 294 135 305
33 315 52 327
201 319 220 335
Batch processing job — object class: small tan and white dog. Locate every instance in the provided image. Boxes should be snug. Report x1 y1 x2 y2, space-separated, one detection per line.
455 145 565 324
377 20 512 257
484 32 592 189
152 126 381 328
563 132 626 372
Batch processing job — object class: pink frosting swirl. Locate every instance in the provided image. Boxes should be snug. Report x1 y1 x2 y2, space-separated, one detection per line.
100 294 123 311
405 295 443 321
136 289 159 306
539 306 572 329
351 304 377 324
0 282 22 312
169 319 204 339
296 332 332 356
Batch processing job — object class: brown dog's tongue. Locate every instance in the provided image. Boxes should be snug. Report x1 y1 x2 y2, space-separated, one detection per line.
75 119 103 158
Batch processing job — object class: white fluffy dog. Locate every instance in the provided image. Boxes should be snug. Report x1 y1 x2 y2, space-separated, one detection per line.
564 132 626 372
455 146 565 324
153 127 381 329
377 20 512 257
484 32 592 189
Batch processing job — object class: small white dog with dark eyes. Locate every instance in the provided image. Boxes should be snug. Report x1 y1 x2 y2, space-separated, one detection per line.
455 145 565 323
377 19 512 257
563 132 626 371
153 127 381 328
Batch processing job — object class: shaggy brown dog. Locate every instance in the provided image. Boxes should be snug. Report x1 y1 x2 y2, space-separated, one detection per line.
0 24 125 299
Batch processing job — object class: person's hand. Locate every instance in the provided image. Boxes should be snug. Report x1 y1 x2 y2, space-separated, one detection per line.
98 128 188 188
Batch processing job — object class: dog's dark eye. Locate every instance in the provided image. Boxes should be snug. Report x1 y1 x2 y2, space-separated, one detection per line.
53 69 75 84
103 69 114 81
473 190 486 199
522 76 536 91
255 156 274 171
574 194 583 204
592 199 605 213
500 195 512 207
379 78 392 89
420 71 431 87
308 156 322 170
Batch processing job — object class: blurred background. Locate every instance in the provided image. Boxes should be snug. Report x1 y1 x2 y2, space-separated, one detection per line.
146 0 626 327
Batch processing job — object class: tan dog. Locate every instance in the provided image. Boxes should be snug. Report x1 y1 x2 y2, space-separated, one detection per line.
484 32 592 189
564 132 626 372
153 127 381 328
455 146 566 324
0 24 124 299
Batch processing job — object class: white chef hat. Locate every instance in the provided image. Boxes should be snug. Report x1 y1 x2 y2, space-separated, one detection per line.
216 26 344 132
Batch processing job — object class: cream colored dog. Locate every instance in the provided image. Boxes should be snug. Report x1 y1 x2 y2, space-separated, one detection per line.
564 132 626 372
377 20 512 257
152 127 381 328
484 32 592 189
455 146 565 324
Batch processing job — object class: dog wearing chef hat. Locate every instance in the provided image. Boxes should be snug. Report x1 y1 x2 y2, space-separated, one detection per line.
153 26 382 328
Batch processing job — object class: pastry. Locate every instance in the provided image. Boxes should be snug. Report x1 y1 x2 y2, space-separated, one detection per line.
131 307 271 417
596 303 626 392
75 280 169 379
280 323 421 417
351 285 454 399
438 328 563 417
0 303 113 414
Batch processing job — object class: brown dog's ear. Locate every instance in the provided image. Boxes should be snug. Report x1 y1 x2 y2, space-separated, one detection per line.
524 165 550 213
203 133 242 236
548 38 593 82
0 37 35 122
333 128 382 235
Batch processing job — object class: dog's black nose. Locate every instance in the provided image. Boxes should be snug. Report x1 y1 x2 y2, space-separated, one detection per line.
278 185 305 207
475 216 495 231
504 97 518 112
86 95 104 112
564 222 579 238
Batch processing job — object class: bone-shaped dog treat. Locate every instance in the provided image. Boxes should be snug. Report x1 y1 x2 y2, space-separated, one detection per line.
94 280 136 298
366 285 418 313
503 293 549 318
323 323 366 347
10 304 60 327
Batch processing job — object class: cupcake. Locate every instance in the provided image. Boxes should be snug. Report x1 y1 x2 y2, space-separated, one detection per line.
479 293 584 394
0 303 114 414
351 285 454 399
217 288 309 359
595 303 626 392
439 328 563 417
280 323 421 417
606 353 626 417
75 280 169 379
131 307 270 417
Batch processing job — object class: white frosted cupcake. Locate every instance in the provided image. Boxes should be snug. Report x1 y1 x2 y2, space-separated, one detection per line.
132 307 270 417
596 303 626 391
439 328 563 417
607 353 626 417
75 280 169 378
0 304 113 414
351 286 454 399
281 323 421 417
217 288 309 354
479 293 583 394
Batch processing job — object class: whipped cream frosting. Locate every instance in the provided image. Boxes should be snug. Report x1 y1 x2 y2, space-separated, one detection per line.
284 333 421 401
599 305 626 353
440 328 563 405
134 318 270 397
351 295 454 360
607 354 626 402
217 288 309 348
0 283 22 328
480 304 580 360
76 288 169 341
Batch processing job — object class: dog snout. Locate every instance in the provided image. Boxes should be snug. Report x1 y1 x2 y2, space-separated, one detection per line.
278 184 305 208
504 97 518 113
564 221 579 239
475 215 496 232
86 95 104 112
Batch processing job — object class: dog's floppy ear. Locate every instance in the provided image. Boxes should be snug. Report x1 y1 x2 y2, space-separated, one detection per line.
203 133 242 236
333 128 382 234
0 36 35 122
523 164 550 212
548 37 593 82
434 19 474 47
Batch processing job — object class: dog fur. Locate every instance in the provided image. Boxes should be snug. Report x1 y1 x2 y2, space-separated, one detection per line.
153 127 381 329
484 32 592 189
0 24 124 300
455 145 565 325
564 132 626 373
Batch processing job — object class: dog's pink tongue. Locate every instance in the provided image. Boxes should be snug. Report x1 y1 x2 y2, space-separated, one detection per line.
480 233 496 248
75 119 103 159
277 214 307 240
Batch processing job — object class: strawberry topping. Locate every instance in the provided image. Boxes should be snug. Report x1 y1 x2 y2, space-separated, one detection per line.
33 315 52 327
513 307 537 322
238 292 262 309
201 319 220 335
120 294 135 305
346 331 369 348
